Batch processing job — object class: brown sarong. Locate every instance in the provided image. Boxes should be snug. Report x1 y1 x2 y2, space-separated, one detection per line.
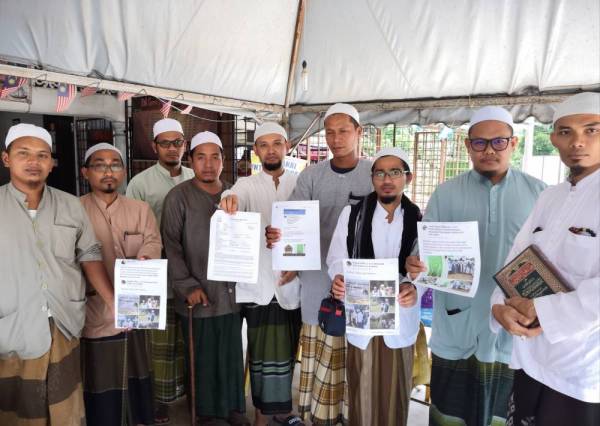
0 319 85 426
346 337 414 426
298 323 348 425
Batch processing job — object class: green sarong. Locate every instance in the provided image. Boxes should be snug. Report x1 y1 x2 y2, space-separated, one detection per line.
180 312 245 419
429 354 513 426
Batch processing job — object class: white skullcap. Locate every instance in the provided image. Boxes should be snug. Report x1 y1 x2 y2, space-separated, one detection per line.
373 147 412 172
190 131 223 151
324 103 360 125
84 143 124 163
469 106 514 130
553 92 600 124
5 123 52 149
153 118 184 139
254 122 288 142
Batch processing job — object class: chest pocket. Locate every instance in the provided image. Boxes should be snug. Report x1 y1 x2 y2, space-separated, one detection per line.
52 225 78 261
556 232 598 282
124 232 143 259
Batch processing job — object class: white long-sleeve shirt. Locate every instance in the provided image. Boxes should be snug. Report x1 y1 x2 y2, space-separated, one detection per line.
490 169 600 403
327 202 423 350
221 171 300 309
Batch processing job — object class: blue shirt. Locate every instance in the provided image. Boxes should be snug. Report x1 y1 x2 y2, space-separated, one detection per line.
424 169 546 363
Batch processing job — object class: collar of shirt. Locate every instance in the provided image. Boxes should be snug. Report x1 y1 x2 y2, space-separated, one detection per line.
569 167 600 191
8 182 49 213
155 162 183 179
90 192 123 217
373 199 404 223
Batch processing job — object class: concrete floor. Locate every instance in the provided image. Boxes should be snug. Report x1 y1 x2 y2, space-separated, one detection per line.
168 322 429 425
168 366 429 426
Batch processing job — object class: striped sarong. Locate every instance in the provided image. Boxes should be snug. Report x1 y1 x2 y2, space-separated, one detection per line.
147 301 186 403
346 338 414 426
298 323 348 425
0 319 85 426
81 330 154 426
429 353 514 426
180 312 245 419
242 299 301 415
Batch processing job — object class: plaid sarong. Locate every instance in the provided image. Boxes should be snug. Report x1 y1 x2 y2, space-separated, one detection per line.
429 353 514 426
242 299 302 415
81 330 154 426
298 323 348 425
0 319 85 425
147 301 186 403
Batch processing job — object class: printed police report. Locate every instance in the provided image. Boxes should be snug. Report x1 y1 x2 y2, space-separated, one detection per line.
414 222 481 297
207 210 261 283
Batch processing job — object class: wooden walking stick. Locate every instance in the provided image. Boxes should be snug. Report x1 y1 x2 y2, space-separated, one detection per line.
187 305 196 426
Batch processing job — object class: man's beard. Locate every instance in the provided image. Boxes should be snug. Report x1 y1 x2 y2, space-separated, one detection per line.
569 165 585 177
379 195 398 205
480 170 499 179
263 161 282 171
200 178 216 184
101 187 116 194
163 159 180 167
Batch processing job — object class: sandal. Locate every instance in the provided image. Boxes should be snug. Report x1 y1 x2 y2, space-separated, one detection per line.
272 415 305 426
154 402 170 425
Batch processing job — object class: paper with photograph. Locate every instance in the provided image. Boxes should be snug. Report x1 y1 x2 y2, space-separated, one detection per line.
344 258 400 336
414 221 481 297
271 200 321 271
114 258 168 330
207 210 261 283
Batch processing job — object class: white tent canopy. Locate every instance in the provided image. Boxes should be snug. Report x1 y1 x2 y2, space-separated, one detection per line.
1 0 599 137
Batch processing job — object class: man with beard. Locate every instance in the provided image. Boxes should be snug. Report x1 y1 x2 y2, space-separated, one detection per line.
219 122 303 426
327 147 423 426
0 124 114 425
267 103 373 425
406 106 547 426
79 143 162 426
492 92 600 425
161 131 248 425
126 118 193 423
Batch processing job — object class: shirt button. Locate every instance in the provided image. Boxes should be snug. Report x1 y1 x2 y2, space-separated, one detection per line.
228 288 233 294
41 283 48 290
41 306 48 312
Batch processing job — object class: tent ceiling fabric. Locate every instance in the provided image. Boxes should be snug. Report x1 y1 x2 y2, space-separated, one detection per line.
0 0 598 127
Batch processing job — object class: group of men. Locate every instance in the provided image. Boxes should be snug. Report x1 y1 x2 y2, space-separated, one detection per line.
0 92 598 426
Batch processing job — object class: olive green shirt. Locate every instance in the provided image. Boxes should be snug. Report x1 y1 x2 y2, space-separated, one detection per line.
0 183 102 359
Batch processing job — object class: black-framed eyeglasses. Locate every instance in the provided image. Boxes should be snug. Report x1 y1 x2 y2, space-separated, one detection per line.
468 137 512 152
372 169 408 180
155 139 186 148
87 163 125 173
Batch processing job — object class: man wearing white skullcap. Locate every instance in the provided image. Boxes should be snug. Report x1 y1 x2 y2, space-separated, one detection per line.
0 124 114 425
406 106 546 425
125 118 193 422
266 103 373 424
327 147 422 425
78 143 161 425
219 122 303 425
162 131 249 425
492 92 600 425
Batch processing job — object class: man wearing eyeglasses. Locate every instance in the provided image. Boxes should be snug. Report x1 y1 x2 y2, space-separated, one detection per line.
126 118 194 423
80 143 162 426
327 147 422 426
405 106 546 426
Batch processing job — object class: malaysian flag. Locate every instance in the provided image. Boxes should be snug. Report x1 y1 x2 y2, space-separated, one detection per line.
0 75 27 99
56 83 76 112
117 91 135 102
80 85 98 97
180 104 193 115
161 100 172 118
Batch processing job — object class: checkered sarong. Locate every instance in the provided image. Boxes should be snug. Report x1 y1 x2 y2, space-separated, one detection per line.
298 323 348 425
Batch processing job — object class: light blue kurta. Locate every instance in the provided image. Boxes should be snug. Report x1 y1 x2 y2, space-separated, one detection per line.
423 169 546 363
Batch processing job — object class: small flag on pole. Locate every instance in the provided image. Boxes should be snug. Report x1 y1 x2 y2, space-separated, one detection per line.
161 100 172 118
80 85 98 97
0 75 27 99
56 83 76 112
117 91 135 102
180 104 193 115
